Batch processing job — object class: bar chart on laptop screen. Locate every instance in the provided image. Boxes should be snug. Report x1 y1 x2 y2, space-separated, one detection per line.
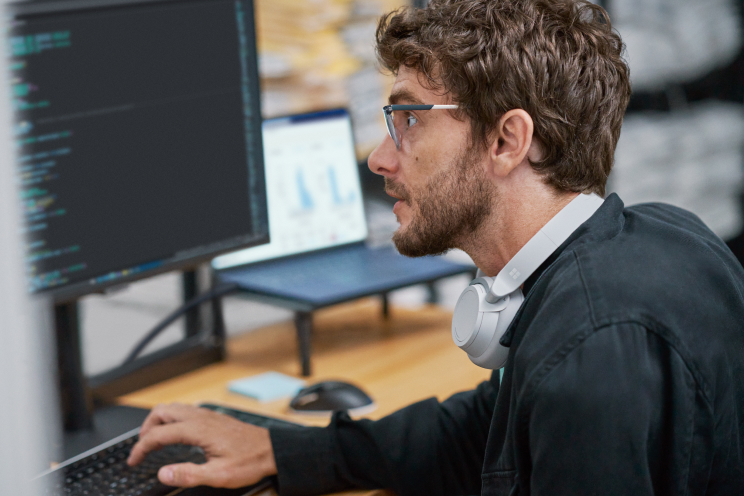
213 111 367 269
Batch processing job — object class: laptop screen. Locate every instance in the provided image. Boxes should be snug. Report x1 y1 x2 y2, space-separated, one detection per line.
213 109 367 270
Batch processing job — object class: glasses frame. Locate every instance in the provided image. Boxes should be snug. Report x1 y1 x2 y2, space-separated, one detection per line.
382 104 458 150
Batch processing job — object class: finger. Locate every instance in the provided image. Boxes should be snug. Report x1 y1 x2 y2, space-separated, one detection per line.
158 462 217 488
128 422 203 466
139 403 199 437
138 404 180 437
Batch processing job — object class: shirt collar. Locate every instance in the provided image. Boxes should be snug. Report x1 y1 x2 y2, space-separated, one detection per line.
498 193 625 347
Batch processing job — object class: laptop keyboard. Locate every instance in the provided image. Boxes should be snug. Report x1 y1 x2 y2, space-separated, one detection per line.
43 436 204 496
39 405 300 496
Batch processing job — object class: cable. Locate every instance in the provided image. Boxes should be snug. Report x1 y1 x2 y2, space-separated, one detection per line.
123 282 240 365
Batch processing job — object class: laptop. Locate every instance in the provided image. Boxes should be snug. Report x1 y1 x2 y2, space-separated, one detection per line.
212 108 473 308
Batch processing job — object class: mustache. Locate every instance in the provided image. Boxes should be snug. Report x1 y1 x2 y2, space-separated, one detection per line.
384 178 410 202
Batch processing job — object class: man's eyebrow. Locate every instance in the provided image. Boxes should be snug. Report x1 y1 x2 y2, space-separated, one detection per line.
388 89 424 105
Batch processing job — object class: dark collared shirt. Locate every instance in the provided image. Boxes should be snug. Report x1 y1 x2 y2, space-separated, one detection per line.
270 194 744 496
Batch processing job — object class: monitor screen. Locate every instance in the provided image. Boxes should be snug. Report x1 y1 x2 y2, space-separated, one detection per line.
8 0 269 300
212 108 367 270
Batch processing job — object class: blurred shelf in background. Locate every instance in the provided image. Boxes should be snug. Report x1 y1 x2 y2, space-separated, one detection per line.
255 0 409 158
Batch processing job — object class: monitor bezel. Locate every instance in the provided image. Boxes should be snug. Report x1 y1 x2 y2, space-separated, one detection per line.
9 0 269 303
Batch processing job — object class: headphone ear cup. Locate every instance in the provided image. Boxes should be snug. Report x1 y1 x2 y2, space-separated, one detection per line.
452 278 495 352
452 279 523 370
466 289 523 369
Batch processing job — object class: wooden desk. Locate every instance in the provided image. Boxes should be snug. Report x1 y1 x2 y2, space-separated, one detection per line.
118 299 491 495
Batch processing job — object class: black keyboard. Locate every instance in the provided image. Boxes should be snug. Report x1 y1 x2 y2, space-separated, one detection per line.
38 404 301 496
199 403 303 430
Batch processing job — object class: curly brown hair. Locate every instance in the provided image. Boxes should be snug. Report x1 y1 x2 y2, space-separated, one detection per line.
376 0 631 196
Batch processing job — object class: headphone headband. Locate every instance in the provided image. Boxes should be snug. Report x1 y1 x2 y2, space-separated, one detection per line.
487 193 604 301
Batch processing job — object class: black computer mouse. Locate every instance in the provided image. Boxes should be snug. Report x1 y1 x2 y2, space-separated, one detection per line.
289 380 375 415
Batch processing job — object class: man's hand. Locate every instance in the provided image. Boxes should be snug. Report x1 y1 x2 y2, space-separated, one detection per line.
127 403 278 488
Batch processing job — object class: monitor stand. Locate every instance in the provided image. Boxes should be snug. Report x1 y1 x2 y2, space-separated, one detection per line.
54 276 227 460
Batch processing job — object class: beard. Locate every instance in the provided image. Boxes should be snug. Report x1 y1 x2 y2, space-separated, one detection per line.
386 146 495 257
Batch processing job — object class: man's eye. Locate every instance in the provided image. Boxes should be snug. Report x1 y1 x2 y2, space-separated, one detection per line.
407 115 418 128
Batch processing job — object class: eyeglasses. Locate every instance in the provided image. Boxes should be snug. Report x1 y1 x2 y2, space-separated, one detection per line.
382 104 458 150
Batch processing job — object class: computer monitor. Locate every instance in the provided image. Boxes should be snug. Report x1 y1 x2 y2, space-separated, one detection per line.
213 108 367 270
7 0 269 452
9 0 269 302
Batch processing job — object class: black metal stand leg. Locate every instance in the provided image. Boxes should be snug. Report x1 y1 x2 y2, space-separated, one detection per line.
182 270 199 338
55 301 93 432
381 292 390 319
211 289 228 361
426 281 438 304
294 311 313 376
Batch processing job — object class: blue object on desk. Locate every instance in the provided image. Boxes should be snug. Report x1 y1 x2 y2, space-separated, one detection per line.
228 372 306 402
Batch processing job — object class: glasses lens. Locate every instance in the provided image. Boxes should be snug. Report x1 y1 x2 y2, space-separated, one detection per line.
383 108 400 149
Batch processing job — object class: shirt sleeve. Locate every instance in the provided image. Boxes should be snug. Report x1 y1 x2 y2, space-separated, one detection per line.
521 322 698 496
270 375 499 496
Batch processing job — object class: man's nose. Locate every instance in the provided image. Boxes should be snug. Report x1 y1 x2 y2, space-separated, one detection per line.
368 135 399 178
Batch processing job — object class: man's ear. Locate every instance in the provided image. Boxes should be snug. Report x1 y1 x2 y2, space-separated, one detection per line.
486 109 535 178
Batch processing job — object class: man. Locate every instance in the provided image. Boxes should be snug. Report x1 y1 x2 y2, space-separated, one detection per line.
128 0 744 494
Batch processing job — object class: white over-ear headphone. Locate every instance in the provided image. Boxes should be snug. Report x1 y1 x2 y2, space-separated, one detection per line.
452 193 605 369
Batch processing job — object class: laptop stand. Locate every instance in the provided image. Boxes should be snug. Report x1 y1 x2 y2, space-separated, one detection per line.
217 246 476 376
